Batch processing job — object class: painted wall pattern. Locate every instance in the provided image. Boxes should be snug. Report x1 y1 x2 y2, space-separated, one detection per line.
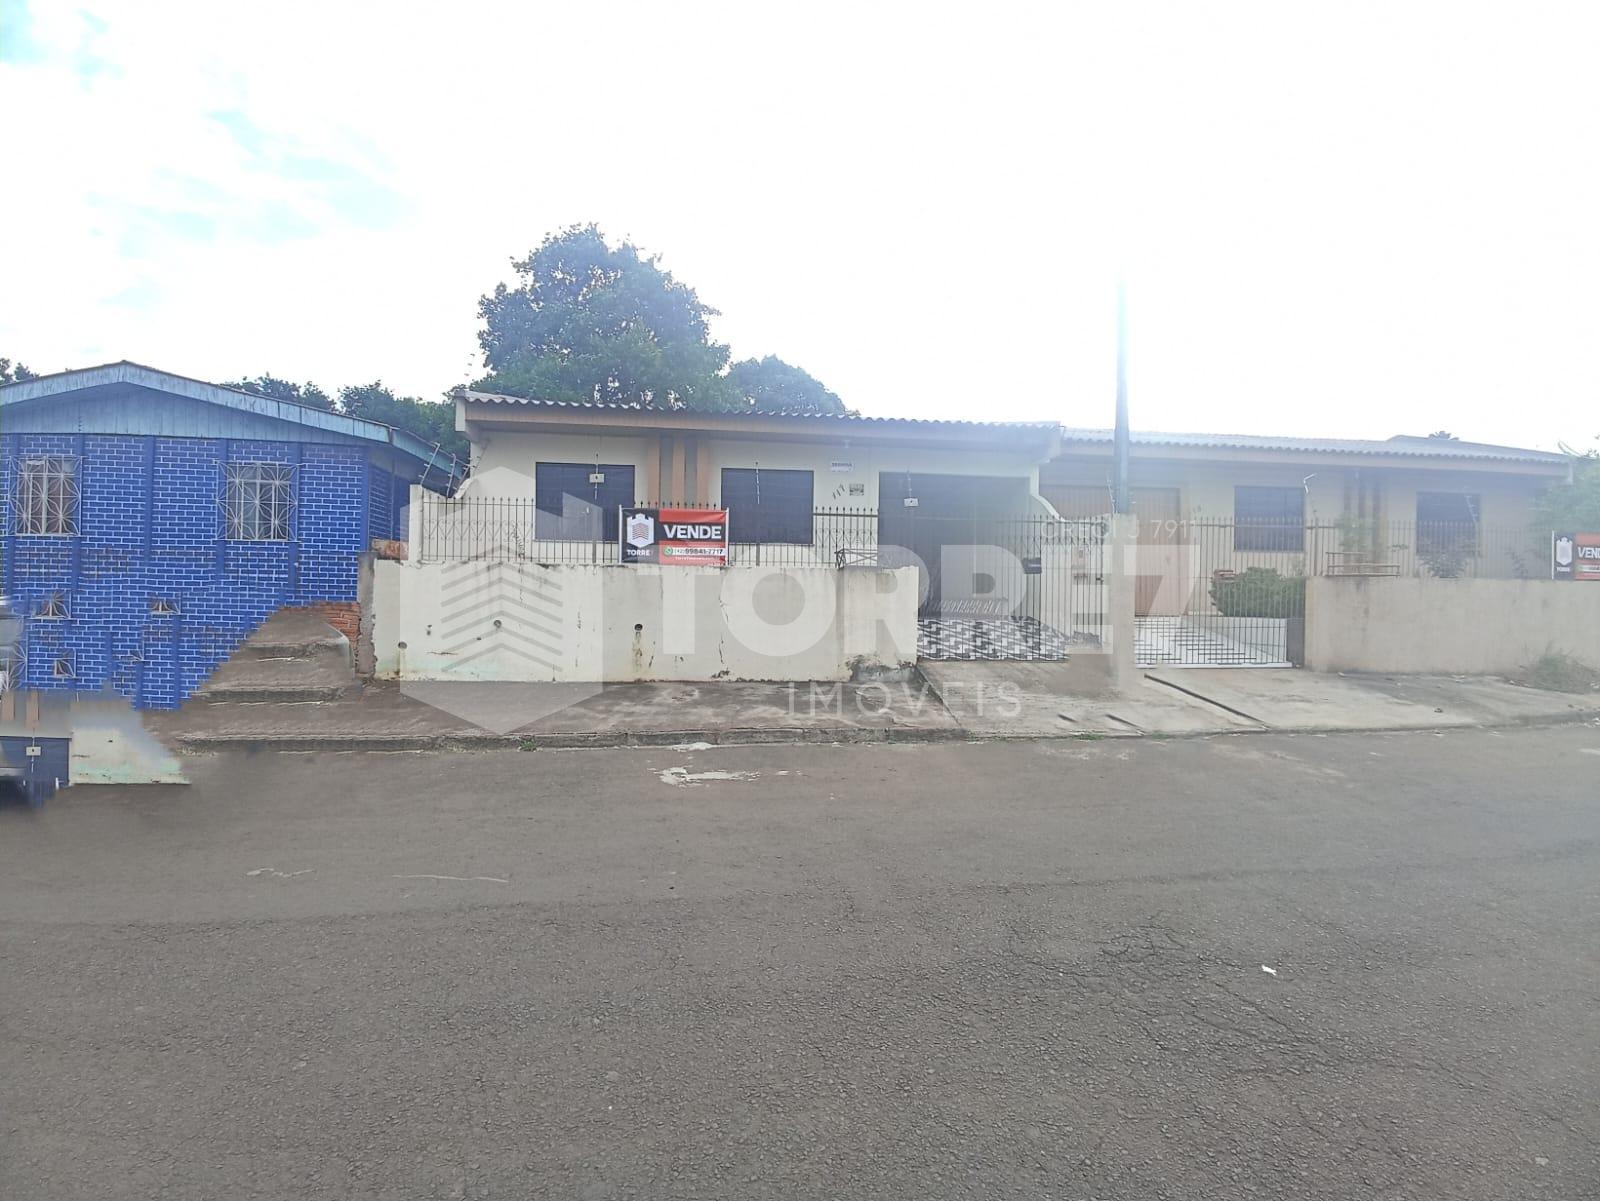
0 433 396 708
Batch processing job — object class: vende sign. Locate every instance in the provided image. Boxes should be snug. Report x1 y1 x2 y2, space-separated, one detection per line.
1552 532 1600 581
621 506 730 566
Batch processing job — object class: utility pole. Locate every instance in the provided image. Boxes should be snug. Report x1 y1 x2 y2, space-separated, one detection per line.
1113 280 1131 515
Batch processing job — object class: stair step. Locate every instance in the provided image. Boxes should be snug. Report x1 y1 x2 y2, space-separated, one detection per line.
197 682 357 704
234 640 350 664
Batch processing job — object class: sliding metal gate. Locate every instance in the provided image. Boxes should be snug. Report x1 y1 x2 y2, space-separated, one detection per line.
1132 518 1319 668
882 511 1109 662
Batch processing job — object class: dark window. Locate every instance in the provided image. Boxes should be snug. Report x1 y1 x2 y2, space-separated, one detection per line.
1416 492 1480 556
1233 486 1304 552
535 462 636 541
720 468 814 544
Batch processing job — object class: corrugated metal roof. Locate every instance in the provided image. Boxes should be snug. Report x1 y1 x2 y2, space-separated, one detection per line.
2 361 463 482
1058 427 1570 465
457 389 1060 431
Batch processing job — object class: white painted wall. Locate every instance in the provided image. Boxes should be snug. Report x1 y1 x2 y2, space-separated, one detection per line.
373 559 920 683
469 428 1050 511
1305 577 1600 674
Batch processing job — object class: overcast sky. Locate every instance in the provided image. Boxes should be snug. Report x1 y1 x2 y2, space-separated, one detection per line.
2 1 1596 450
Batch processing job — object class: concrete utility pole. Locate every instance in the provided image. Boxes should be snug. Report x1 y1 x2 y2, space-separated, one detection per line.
1113 280 1131 515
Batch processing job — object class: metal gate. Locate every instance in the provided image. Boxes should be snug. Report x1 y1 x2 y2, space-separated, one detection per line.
1133 518 1321 668
884 510 1109 662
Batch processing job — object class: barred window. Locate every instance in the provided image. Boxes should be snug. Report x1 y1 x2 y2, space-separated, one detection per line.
224 462 293 541
16 456 79 536
1233 485 1304 552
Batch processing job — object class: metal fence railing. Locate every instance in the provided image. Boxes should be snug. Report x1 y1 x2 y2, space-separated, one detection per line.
1330 520 1550 580
413 495 887 565
1123 517 1551 586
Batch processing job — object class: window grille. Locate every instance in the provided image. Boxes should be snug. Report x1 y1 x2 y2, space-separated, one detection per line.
37 592 69 619
223 462 294 541
14 456 79 536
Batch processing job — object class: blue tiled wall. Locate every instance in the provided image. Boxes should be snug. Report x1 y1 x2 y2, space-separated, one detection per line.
0 434 402 709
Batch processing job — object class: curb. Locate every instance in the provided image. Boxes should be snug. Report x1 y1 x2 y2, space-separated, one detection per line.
168 710 1599 755
174 724 973 754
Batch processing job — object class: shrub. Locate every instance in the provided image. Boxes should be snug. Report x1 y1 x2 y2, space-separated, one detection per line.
1517 651 1600 694
1209 567 1305 618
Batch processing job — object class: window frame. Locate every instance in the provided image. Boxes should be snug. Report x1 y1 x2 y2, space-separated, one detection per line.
1232 485 1305 552
15 455 80 537
719 467 815 545
533 462 636 542
224 462 295 542
1415 491 1481 557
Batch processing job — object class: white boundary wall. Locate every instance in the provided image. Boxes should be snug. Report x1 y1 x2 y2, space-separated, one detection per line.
1305 577 1600 674
373 560 919 683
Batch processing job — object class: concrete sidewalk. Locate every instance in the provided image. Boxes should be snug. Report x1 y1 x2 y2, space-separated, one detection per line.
922 661 1600 738
148 678 967 753
144 666 1600 759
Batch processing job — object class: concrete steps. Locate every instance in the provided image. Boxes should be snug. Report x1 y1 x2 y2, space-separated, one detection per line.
195 610 359 704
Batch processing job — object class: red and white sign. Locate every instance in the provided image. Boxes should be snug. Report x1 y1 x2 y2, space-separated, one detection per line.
621 506 729 566
1553 532 1600 581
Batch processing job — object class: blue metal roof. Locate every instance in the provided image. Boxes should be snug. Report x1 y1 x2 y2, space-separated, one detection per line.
1 361 461 485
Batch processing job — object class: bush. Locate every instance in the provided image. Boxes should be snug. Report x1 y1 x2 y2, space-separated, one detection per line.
1209 567 1305 618
1516 651 1600 694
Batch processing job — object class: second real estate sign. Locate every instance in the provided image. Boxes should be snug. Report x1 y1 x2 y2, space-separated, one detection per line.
1552 532 1600 581
621 507 730 566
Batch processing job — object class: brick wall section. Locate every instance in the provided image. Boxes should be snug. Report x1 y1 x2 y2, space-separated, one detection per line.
296 601 362 643
0 433 408 709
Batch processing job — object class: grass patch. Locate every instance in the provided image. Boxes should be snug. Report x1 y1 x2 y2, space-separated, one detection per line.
1516 651 1600 694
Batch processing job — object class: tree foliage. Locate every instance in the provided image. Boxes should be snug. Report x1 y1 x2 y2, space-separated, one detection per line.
1534 452 1600 530
1 357 38 384
726 355 845 414
223 374 335 411
477 224 845 414
227 375 467 465
339 381 467 464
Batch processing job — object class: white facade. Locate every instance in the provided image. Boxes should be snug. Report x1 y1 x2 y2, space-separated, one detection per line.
373 558 920 684
467 428 1055 512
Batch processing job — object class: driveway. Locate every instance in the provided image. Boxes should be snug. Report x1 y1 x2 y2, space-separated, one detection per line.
3 728 1598 1199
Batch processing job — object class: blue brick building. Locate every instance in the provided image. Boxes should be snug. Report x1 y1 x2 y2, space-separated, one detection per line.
0 362 456 709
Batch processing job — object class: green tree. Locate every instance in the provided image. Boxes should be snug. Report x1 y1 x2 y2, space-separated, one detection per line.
339 381 468 466
1534 452 1600 530
726 355 846 415
477 224 842 413
1 357 39 384
224 374 335 411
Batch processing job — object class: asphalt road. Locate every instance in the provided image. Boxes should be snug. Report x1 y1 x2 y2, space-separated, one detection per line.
3 726 1598 1200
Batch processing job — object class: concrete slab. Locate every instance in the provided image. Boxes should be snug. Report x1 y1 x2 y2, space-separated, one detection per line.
920 660 1262 737
149 678 964 752
1144 668 1600 733
513 680 961 737
1336 672 1600 727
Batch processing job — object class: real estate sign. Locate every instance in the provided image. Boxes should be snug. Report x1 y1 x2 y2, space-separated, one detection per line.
1552 532 1600 581
621 506 730 566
